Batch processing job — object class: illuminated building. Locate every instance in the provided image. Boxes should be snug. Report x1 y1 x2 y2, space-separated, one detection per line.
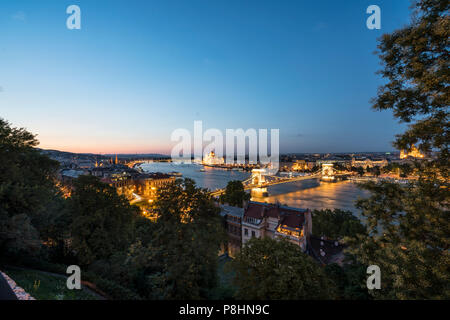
101 174 135 199
202 151 224 165
400 145 425 159
134 173 175 198
291 160 315 171
241 201 312 251
102 172 175 201
351 158 388 169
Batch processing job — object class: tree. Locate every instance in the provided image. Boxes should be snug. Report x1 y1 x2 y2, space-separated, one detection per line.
324 257 371 300
354 166 365 177
399 163 414 177
348 180 449 299
219 180 250 207
229 237 335 299
311 209 366 239
381 163 394 174
127 179 226 299
0 118 61 256
372 0 449 175
68 175 138 265
349 0 449 299
372 166 381 177
333 162 347 172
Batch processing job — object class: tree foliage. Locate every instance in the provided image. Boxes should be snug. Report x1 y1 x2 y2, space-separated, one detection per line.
348 180 449 299
324 258 371 300
230 237 335 299
0 118 60 255
127 178 226 299
68 175 138 265
311 209 366 239
351 166 365 176
348 0 450 299
219 180 250 207
372 0 449 174
381 162 414 177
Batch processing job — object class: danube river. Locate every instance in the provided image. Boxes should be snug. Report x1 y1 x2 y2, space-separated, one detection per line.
140 162 370 214
140 162 250 190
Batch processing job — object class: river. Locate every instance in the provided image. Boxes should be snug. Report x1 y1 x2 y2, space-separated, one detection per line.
140 162 370 214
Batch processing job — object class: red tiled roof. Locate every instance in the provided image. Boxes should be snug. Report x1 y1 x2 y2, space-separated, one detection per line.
279 213 304 229
244 202 279 219
245 203 266 219
244 202 308 227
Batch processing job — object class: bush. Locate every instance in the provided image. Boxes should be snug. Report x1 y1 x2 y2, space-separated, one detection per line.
0 253 141 300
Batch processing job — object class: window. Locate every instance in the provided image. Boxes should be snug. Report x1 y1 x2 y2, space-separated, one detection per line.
251 231 256 238
244 228 248 236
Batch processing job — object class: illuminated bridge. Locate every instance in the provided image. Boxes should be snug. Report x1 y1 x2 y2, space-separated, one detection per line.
210 164 352 197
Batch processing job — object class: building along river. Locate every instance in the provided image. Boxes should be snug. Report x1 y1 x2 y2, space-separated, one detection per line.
140 162 370 215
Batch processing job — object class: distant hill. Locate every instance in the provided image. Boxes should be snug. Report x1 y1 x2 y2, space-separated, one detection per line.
103 153 170 159
37 148 169 159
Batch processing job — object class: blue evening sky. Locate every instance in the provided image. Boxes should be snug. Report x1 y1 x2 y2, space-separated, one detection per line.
0 0 412 154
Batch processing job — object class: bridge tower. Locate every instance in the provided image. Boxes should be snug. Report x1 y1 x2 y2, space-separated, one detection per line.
251 169 267 187
321 163 335 181
250 168 269 197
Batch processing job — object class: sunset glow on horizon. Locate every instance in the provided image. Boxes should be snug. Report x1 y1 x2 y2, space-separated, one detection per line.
1 0 412 154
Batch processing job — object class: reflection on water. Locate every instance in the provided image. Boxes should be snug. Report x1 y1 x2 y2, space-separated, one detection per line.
140 162 370 215
251 179 370 216
140 162 251 191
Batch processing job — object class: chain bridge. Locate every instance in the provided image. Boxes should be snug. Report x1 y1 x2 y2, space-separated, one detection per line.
210 163 352 197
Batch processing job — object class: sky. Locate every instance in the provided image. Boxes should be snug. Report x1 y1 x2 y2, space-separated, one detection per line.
0 0 413 154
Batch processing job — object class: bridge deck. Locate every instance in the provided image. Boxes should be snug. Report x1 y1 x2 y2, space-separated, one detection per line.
209 172 352 197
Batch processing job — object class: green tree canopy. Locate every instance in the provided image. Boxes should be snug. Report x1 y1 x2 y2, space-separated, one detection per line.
230 237 335 299
0 118 60 256
324 259 371 300
219 180 250 207
349 0 449 299
68 175 138 265
351 166 365 176
127 178 226 299
348 180 449 299
372 0 449 175
311 209 366 239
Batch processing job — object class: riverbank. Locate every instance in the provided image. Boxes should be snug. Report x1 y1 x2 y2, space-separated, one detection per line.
140 162 369 214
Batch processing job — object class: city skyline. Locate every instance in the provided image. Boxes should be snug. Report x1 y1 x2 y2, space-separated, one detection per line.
1 0 412 154
0 0 446 305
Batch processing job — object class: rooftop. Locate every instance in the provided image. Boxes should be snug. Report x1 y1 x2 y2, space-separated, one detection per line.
308 236 345 265
220 205 244 218
244 201 309 227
